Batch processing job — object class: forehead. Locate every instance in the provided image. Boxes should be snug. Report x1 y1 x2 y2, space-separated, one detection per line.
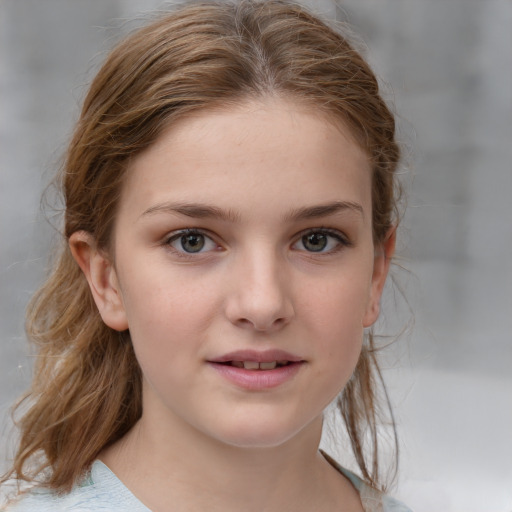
120 98 372 222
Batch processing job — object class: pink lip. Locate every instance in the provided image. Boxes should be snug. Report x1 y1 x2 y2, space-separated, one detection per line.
207 349 305 390
208 349 303 364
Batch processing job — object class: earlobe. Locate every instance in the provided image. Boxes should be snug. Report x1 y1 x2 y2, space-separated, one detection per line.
362 227 396 328
69 231 129 332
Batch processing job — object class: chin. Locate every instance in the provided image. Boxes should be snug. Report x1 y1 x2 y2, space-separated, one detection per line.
206 415 319 451
223 432 296 450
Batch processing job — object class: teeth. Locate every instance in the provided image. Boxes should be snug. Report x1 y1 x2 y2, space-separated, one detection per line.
237 361 279 370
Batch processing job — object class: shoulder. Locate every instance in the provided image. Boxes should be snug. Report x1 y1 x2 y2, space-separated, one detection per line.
340 468 412 512
381 494 414 512
345 471 412 512
3 462 150 512
343 470 413 512
321 451 413 512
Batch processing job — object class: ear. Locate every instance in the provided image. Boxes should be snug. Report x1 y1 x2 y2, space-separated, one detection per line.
69 231 129 332
362 227 396 328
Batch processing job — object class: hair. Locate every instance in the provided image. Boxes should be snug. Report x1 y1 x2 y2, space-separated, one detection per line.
3 0 401 495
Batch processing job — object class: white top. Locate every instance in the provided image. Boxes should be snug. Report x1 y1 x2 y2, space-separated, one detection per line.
4 459 412 512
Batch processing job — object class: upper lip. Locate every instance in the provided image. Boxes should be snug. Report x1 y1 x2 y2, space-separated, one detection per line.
208 349 304 363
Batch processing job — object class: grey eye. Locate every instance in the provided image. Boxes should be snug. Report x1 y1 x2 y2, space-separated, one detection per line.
167 230 217 254
302 232 328 252
179 233 205 253
292 230 348 254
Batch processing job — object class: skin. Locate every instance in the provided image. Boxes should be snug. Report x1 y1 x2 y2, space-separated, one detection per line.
70 97 395 512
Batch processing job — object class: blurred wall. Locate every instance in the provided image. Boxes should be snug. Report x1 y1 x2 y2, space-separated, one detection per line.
1 1 511 511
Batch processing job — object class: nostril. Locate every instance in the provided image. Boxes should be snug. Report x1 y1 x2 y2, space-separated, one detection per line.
236 318 253 328
253 316 290 332
224 285 295 332
233 316 288 332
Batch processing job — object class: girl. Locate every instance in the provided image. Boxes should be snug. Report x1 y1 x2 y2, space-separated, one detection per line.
2 1 411 511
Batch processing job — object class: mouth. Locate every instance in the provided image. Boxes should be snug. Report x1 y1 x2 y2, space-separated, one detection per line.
209 349 303 368
207 350 304 389
217 360 294 370
209 359 303 390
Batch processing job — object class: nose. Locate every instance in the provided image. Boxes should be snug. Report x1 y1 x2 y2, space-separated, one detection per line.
224 249 294 333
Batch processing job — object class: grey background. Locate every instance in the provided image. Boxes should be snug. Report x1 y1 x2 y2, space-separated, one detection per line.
1 1 511 510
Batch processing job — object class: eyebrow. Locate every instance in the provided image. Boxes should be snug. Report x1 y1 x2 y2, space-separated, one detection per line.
140 202 241 222
140 200 363 222
284 201 364 222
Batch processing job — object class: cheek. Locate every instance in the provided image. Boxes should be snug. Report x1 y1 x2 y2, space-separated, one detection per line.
118 269 221 370
315 299 365 370
121 263 219 326
304 268 373 331
122 283 212 400
303 272 370 380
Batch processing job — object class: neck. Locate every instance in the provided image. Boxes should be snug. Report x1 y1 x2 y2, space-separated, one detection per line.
100 390 362 512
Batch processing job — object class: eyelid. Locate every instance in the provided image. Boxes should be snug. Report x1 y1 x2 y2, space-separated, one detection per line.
164 227 213 242
163 228 221 257
292 227 353 253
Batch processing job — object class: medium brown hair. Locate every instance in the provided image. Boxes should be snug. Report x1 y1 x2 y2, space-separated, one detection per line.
3 0 401 494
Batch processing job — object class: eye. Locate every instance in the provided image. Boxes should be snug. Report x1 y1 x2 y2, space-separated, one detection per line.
166 229 218 254
292 229 349 253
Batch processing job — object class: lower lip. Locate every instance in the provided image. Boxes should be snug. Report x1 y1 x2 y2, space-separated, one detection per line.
208 362 304 390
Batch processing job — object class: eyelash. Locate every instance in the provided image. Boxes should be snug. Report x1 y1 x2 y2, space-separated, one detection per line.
292 227 352 255
163 229 220 259
163 227 352 258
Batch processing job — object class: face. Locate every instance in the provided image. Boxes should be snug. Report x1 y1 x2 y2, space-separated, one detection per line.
73 98 393 450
